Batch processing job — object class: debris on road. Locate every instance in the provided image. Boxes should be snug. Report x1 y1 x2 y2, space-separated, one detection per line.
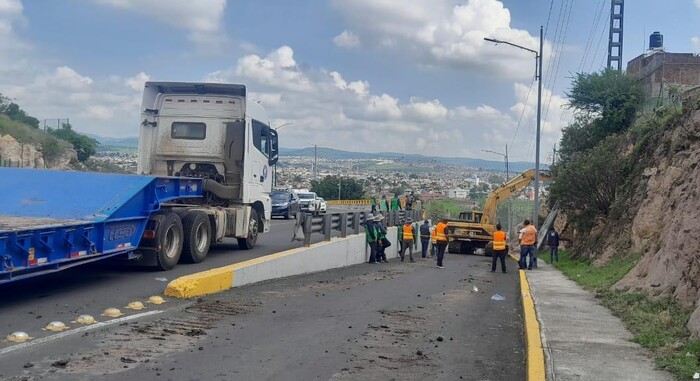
51 359 69 368
472 286 479 293
491 294 506 301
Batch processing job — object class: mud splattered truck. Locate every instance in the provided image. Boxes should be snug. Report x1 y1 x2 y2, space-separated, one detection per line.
0 82 279 283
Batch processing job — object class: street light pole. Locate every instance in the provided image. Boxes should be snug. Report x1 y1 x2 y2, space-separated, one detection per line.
484 25 544 229
481 147 511 235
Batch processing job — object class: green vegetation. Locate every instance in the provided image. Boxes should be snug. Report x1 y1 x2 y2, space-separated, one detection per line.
548 251 700 379
311 175 364 200
424 199 462 221
48 123 98 162
495 198 534 229
0 94 40 128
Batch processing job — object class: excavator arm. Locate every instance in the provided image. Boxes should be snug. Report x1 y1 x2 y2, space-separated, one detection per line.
481 169 552 226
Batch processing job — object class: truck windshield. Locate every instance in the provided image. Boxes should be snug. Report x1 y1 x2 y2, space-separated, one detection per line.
298 193 315 200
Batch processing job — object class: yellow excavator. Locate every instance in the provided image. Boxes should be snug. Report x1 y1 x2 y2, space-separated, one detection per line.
446 169 553 255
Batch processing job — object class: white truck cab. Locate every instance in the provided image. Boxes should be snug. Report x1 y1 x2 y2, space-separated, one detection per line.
137 82 278 258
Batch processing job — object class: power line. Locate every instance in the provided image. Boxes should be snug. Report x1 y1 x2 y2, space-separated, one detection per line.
509 77 536 156
544 0 556 37
543 0 574 125
588 3 612 72
578 0 606 73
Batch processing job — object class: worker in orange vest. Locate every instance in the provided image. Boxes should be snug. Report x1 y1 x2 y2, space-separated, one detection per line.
518 219 538 270
400 218 416 263
435 217 449 269
491 223 508 273
430 224 438 258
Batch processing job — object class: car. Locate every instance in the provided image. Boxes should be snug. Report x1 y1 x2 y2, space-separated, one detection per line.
317 197 327 214
271 189 300 219
296 191 320 214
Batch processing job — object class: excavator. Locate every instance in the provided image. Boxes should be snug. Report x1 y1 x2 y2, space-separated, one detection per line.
446 169 553 255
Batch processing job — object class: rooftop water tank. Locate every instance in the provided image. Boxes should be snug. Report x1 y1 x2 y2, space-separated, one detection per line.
649 32 663 50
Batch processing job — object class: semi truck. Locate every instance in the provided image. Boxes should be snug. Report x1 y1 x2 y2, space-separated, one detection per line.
0 81 279 284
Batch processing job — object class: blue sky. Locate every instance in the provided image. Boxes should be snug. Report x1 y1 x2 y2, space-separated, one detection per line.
1 0 699 162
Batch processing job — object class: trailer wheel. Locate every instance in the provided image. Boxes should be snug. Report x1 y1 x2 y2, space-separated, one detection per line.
237 208 259 250
155 212 183 270
181 211 211 263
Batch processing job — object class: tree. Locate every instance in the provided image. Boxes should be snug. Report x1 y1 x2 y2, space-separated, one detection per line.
48 123 99 162
0 94 40 128
310 175 364 200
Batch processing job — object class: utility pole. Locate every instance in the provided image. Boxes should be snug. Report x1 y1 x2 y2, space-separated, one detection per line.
484 26 543 228
338 178 341 200
505 144 511 238
607 0 625 71
313 144 318 181
534 25 543 229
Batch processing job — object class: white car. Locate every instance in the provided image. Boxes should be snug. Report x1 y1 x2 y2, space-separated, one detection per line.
317 197 327 213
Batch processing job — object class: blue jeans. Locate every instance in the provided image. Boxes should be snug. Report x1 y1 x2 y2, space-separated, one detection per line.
549 246 559 263
519 245 536 269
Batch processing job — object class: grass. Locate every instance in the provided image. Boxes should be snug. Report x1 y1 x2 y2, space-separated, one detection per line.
544 250 700 380
0 116 72 161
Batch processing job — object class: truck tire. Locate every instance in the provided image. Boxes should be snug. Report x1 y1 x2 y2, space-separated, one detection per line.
181 211 211 263
484 241 495 257
237 208 259 250
155 212 184 271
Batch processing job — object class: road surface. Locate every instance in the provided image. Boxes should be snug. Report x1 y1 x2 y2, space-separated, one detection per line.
0 217 336 341
0 254 524 380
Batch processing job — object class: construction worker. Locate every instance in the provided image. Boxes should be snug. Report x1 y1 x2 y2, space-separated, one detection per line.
365 213 379 264
379 195 390 214
518 219 538 270
435 217 449 269
430 223 437 258
491 223 507 273
391 194 402 211
419 220 431 260
370 195 377 214
400 218 416 263
374 214 389 263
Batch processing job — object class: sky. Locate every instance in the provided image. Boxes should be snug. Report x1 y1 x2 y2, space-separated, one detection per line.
1 0 699 163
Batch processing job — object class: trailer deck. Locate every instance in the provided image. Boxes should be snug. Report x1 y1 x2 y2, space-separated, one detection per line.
0 168 204 284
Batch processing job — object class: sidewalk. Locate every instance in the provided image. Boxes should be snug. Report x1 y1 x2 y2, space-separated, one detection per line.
525 260 674 381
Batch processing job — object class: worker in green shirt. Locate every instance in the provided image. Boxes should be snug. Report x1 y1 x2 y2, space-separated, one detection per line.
391 194 401 211
370 195 377 213
379 195 389 213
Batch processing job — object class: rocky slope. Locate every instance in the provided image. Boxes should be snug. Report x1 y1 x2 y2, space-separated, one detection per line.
570 89 700 336
0 134 77 169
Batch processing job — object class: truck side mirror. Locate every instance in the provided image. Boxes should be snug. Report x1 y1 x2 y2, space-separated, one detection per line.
268 128 279 166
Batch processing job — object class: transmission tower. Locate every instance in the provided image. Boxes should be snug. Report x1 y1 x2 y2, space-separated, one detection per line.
607 0 624 71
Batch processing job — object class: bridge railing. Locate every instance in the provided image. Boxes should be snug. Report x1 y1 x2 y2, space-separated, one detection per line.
296 209 423 247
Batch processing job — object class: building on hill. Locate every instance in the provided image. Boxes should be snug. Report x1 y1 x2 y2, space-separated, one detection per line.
627 32 700 105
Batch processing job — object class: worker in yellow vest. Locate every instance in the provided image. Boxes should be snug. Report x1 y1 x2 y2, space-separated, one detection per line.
400 218 416 263
435 217 449 269
491 223 508 273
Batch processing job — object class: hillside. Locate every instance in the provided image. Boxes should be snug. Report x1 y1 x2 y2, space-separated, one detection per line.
0 116 77 169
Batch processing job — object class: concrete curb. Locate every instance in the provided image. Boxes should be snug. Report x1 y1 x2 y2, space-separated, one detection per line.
510 253 546 381
164 227 420 299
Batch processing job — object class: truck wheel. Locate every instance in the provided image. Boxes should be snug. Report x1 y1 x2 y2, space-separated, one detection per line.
448 242 461 254
237 208 259 250
155 212 183 270
484 241 495 257
181 211 211 263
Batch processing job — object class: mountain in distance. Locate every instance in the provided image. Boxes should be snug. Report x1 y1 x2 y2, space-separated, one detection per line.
280 146 538 172
84 134 139 148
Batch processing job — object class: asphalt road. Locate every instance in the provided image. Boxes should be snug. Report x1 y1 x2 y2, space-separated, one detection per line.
0 217 343 342
0 254 524 381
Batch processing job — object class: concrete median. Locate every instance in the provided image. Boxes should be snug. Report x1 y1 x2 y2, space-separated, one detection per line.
164 226 428 298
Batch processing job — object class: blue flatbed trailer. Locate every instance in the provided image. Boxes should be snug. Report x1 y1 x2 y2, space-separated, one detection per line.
0 168 204 284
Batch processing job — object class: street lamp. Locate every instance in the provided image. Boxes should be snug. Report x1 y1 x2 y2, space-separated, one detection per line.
272 122 293 187
484 25 544 228
482 146 510 237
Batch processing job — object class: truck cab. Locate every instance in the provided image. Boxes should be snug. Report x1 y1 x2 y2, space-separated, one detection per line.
137 82 278 235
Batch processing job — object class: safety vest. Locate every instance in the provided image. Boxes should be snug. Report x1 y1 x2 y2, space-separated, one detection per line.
521 225 537 246
431 227 437 244
403 225 414 240
493 230 507 251
436 222 448 242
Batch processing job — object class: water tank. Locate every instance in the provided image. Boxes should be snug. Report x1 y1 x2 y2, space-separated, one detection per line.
649 32 663 50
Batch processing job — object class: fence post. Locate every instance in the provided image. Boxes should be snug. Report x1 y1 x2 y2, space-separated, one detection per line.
339 213 348 238
322 214 332 241
352 212 361 234
303 214 312 247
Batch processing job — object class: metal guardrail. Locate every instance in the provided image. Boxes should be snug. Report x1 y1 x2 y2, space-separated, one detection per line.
326 199 371 205
296 209 423 247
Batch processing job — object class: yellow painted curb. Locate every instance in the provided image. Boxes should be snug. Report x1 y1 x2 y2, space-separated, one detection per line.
520 269 546 381
164 242 333 298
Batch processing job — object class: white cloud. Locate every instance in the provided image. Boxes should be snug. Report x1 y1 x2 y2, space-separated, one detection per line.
92 0 227 46
332 0 551 79
696 0 700 9
333 30 361 48
693 37 700 52
206 45 568 161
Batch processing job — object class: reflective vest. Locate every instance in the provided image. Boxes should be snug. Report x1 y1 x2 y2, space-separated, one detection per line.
403 225 414 240
521 225 537 246
493 230 507 251
436 222 448 242
431 227 437 244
